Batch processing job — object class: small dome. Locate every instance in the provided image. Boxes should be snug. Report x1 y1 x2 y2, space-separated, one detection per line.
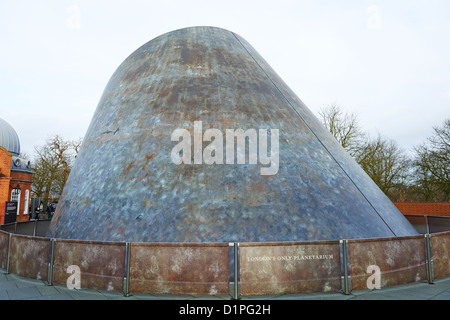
0 118 20 156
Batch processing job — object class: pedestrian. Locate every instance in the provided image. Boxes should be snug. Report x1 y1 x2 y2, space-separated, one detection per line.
46 203 52 219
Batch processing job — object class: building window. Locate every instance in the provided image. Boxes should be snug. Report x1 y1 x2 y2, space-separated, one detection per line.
11 188 21 215
24 189 30 215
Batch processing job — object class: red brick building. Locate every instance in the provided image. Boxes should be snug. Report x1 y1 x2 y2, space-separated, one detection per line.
394 202 450 217
0 118 33 224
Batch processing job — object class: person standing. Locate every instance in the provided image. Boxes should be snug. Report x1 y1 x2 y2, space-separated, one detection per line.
46 203 52 219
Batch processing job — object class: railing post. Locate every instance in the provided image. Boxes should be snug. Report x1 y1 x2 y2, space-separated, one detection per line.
425 234 434 284
6 233 12 274
233 242 240 300
123 242 131 297
47 238 56 286
341 239 351 295
32 219 38 237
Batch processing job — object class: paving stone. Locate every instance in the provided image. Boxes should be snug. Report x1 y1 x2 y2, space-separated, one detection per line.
65 288 111 300
0 289 9 300
37 293 74 300
36 285 60 296
430 290 450 300
7 287 41 300
0 268 449 300
0 280 17 290
350 292 395 300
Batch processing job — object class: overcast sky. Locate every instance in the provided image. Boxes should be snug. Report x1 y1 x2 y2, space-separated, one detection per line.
1 0 449 158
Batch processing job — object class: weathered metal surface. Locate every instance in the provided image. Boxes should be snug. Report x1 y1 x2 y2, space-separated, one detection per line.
347 235 427 290
9 234 50 281
240 241 341 295
47 26 418 243
53 239 126 292
430 231 450 279
0 230 9 269
129 242 229 295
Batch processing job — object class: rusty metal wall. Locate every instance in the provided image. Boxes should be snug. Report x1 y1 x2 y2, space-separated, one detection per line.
53 239 126 292
46 26 418 243
0 221 447 296
431 231 450 280
9 234 50 281
239 241 341 295
347 235 427 290
129 242 229 295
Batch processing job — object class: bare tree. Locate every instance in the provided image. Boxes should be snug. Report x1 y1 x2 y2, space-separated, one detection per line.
414 119 450 200
31 135 82 202
319 104 410 199
355 134 410 197
412 160 440 201
319 104 366 158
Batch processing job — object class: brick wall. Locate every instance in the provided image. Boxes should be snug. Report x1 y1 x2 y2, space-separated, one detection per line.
0 146 12 177
0 146 34 223
10 170 32 223
11 170 32 182
0 147 12 223
394 202 450 217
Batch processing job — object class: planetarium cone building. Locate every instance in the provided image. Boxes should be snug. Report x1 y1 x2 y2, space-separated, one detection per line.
47 26 418 242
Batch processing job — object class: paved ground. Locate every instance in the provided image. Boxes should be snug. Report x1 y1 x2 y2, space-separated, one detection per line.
1 269 449 300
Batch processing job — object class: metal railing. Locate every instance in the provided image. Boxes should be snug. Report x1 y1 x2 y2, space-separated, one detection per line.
0 215 449 299
404 214 450 234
